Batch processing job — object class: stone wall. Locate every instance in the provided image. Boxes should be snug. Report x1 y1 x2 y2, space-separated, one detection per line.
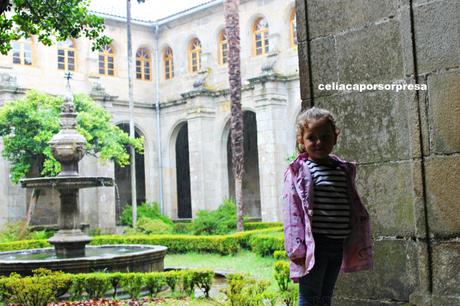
296 0 459 304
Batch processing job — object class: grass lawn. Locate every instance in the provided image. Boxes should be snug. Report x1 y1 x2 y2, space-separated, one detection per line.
164 249 277 283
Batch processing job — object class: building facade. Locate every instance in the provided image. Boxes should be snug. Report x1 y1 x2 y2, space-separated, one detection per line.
0 0 300 231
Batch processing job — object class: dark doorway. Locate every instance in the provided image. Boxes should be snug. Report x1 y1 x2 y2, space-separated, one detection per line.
227 111 261 218
176 123 192 218
114 124 146 224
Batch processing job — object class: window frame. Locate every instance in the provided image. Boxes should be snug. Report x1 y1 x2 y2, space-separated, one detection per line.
163 47 174 80
98 44 116 77
290 9 298 48
218 30 228 66
57 39 77 71
188 38 202 74
253 17 269 56
12 37 34 66
135 48 152 81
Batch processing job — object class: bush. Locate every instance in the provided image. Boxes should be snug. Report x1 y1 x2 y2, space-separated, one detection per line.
0 269 215 303
274 261 290 291
280 283 298 306
0 269 71 306
0 227 284 257
229 227 283 250
0 239 50 252
191 269 214 298
91 234 240 255
120 273 145 299
69 273 111 300
0 221 51 243
222 273 274 306
191 198 240 235
244 222 283 231
274 261 297 306
144 272 166 298
164 271 181 293
124 217 174 235
120 202 173 226
273 250 288 260
173 222 193 234
249 232 284 256
107 272 124 298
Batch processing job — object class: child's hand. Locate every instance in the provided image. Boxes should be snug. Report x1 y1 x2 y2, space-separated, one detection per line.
292 257 305 265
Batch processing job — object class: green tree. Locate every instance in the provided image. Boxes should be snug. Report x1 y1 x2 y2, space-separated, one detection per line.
0 90 144 184
0 0 113 55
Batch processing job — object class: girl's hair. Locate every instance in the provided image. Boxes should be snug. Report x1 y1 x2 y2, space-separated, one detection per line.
295 107 339 153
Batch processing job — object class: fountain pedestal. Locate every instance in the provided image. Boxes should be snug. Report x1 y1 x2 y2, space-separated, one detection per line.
48 230 91 258
47 188 91 257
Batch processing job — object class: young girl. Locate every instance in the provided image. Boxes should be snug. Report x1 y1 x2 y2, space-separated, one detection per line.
283 107 373 306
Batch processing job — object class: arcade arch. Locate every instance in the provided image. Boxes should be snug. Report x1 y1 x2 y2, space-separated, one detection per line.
226 111 261 218
114 123 146 223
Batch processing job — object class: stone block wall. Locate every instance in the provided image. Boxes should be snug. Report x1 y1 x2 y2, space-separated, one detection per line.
296 0 459 304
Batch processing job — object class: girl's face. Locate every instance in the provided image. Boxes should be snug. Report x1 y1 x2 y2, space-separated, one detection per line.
300 118 337 163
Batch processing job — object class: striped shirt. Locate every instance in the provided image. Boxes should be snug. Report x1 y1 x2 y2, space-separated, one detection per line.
306 159 351 239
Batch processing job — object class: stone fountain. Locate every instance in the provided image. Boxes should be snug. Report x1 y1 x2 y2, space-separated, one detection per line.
0 73 166 275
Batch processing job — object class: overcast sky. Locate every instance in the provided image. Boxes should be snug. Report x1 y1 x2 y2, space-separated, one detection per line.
89 0 215 21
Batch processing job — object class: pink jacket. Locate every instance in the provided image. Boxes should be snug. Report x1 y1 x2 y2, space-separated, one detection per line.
283 153 373 282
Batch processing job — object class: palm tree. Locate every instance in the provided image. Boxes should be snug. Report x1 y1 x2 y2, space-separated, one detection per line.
224 0 244 231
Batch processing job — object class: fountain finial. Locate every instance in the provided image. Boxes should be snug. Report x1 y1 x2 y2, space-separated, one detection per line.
48 72 87 177
62 71 75 114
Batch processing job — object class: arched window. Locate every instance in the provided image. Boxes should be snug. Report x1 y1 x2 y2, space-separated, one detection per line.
253 17 269 56
163 47 174 80
136 48 151 80
219 30 228 65
57 39 76 71
189 38 201 73
290 9 297 48
12 37 33 65
99 45 115 76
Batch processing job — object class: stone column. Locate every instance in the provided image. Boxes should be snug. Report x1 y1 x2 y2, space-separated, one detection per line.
252 77 289 222
0 92 27 228
186 93 217 216
79 156 116 233
0 139 10 227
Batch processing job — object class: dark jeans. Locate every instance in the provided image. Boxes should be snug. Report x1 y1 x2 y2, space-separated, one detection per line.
298 234 344 306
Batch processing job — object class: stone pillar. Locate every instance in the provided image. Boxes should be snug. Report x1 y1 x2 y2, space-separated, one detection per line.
186 93 217 216
0 139 9 228
0 75 26 228
252 77 289 222
295 0 460 305
79 156 116 233
0 117 26 229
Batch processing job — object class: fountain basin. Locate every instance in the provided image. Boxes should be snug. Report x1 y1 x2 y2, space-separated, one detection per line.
0 244 167 276
20 176 113 190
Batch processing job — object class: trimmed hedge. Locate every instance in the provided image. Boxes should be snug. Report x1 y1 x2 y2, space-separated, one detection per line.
229 226 283 249
91 234 239 255
0 226 285 257
92 227 284 256
273 250 288 260
244 222 283 231
0 268 214 305
0 239 50 252
248 232 284 256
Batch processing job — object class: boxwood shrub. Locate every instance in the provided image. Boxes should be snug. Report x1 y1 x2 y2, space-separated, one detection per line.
0 268 214 305
0 226 285 257
244 221 283 230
